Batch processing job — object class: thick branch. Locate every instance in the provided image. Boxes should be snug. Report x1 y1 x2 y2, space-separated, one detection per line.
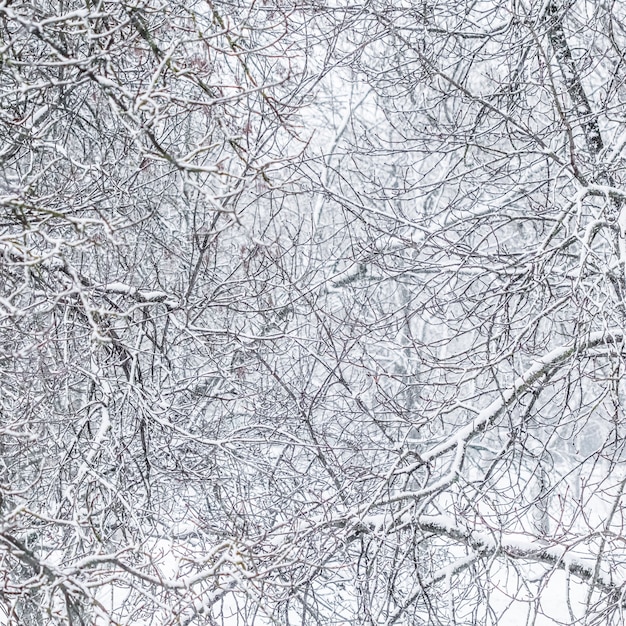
418 515 625 600
546 0 605 159
400 329 624 475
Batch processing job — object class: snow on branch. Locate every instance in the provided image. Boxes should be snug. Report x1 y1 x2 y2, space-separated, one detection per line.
400 329 625 475
418 515 625 600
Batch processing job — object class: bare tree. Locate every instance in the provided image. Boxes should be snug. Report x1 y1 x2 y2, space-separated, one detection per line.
295 1 626 624
2 0 626 625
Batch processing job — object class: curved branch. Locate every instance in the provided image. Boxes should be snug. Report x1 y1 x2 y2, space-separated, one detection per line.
400 329 624 475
